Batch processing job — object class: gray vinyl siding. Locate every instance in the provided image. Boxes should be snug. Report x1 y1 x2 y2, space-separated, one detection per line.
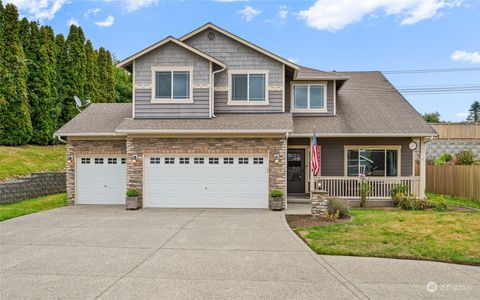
214 91 282 113
135 88 209 118
288 81 335 116
317 138 413 176
184 28 284 113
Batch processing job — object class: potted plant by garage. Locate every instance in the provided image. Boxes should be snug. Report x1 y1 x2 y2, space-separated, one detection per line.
270 189 284 211
126 188 141 210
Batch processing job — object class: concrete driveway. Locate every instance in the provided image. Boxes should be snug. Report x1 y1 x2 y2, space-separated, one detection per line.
1 206 479 299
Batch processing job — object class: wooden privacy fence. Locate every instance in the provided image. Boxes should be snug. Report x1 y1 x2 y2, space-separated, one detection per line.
430 123 479 140
425 165 480 201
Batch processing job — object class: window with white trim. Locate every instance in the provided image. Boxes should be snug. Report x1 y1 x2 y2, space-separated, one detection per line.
194 157 204 164
179 157 190 164
209 157 219 164
253 157 264 164
94 158 104 164
346 147 399 177
224 157 234 164
121 158 126 164
108 158 117 164
153 69 190 101
231 72 267 102
238 157 249 164
165 157 175 164
81 158 90 164
293 84 326 110
150 157 161 164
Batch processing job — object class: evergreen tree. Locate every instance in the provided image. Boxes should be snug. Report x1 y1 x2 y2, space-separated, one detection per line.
29 26 58 144
114 67 132 103
55 33 66 117
59 25 86 124
423 112 441 123
84 39 100 102
0 1 5 99
0 4 32 145
467 101 480 123
97 47 115 103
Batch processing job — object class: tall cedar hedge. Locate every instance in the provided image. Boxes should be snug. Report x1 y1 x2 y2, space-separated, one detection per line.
0 2 131 145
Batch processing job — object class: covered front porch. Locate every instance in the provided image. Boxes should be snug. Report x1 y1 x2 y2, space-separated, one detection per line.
286 136 428 207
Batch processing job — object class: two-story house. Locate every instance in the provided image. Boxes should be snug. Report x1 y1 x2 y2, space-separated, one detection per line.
55 23 436 209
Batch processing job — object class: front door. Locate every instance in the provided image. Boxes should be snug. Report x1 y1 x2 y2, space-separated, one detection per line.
287 149 305 194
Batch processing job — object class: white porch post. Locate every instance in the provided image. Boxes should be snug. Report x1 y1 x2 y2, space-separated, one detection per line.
419 137 426 199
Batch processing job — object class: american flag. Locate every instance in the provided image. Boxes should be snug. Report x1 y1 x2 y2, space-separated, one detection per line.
311 129 320 176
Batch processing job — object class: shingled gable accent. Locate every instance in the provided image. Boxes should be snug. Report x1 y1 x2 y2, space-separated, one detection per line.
117 36 226 70
179 22 299 70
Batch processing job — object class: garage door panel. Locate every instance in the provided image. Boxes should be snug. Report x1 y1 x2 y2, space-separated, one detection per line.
145 155 268 208
77 157 126 205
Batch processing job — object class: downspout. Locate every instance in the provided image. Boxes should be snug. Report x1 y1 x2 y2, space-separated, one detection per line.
211 66 226 118
55 135 66 144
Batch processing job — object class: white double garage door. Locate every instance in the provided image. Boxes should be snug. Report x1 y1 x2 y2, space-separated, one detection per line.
76 155 269 208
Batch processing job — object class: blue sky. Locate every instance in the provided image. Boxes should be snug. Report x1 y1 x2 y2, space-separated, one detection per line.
8 0 480 121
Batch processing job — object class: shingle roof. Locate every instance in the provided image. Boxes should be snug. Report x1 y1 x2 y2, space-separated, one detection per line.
295 66 350 80
116 113 293 133
293 71 437 136
54 103 132 136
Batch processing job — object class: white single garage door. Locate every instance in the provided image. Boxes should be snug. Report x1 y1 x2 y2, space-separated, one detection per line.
144 155 268 208
76 156 126 204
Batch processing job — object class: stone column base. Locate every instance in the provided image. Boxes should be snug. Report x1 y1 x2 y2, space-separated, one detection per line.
311 190 329 218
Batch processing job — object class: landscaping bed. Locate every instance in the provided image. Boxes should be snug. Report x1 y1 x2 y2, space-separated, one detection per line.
286 214 351 229
0 193 67 221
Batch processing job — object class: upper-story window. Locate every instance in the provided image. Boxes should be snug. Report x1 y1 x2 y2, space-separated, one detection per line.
228 71 268 104
151 67 192 103
292 84 326 112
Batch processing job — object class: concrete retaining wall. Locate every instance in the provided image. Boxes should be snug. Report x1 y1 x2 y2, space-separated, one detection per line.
0 172 66 204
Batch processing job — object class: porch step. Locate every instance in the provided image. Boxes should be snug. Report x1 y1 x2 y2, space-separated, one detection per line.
287 194 310 204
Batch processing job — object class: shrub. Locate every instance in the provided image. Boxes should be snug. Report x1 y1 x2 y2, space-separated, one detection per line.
433 200 449 212
454 149 475 165
439 153 453 162
327 197 350 218
390 184 408 198
270 189 284 198
428 153 454 165
396 195 433 211
358 175 370 207
126 188 140 197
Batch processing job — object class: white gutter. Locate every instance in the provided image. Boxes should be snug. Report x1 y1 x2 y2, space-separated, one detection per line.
115 129 292 134
211 65 226 118
53 132 127 137
289 133 439 138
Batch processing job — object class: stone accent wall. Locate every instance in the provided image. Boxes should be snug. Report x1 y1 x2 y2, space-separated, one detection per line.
311 191 328 218
0 172 66 204
126 137 287 208
66 139 126 205
423 139 480 160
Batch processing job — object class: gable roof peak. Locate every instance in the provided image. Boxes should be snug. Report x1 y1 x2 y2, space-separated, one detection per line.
179 22 299 70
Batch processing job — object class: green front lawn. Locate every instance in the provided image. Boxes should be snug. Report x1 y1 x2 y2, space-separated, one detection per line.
298 207 480 265
0 193 67 221
0 145 66 181
427 192 480 210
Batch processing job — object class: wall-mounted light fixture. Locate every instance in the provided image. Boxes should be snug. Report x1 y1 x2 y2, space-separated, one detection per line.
67 155 73 164
132 154 138 163
274 154 280 163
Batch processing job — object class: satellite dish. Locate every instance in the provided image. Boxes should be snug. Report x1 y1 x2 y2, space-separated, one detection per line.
74 95 90 112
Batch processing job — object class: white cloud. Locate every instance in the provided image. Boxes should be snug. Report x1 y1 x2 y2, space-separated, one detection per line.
67 17 78 27
95 15 115 27
279 5 288 19
298 0 462 31
457 112 468 118
238 6 261 21
84 8 101 19
6 0 66 21
124 0 159 12
287 57 298 64
451 50 480 64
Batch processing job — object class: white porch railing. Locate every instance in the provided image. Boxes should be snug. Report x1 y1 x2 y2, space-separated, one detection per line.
314 176 421 199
